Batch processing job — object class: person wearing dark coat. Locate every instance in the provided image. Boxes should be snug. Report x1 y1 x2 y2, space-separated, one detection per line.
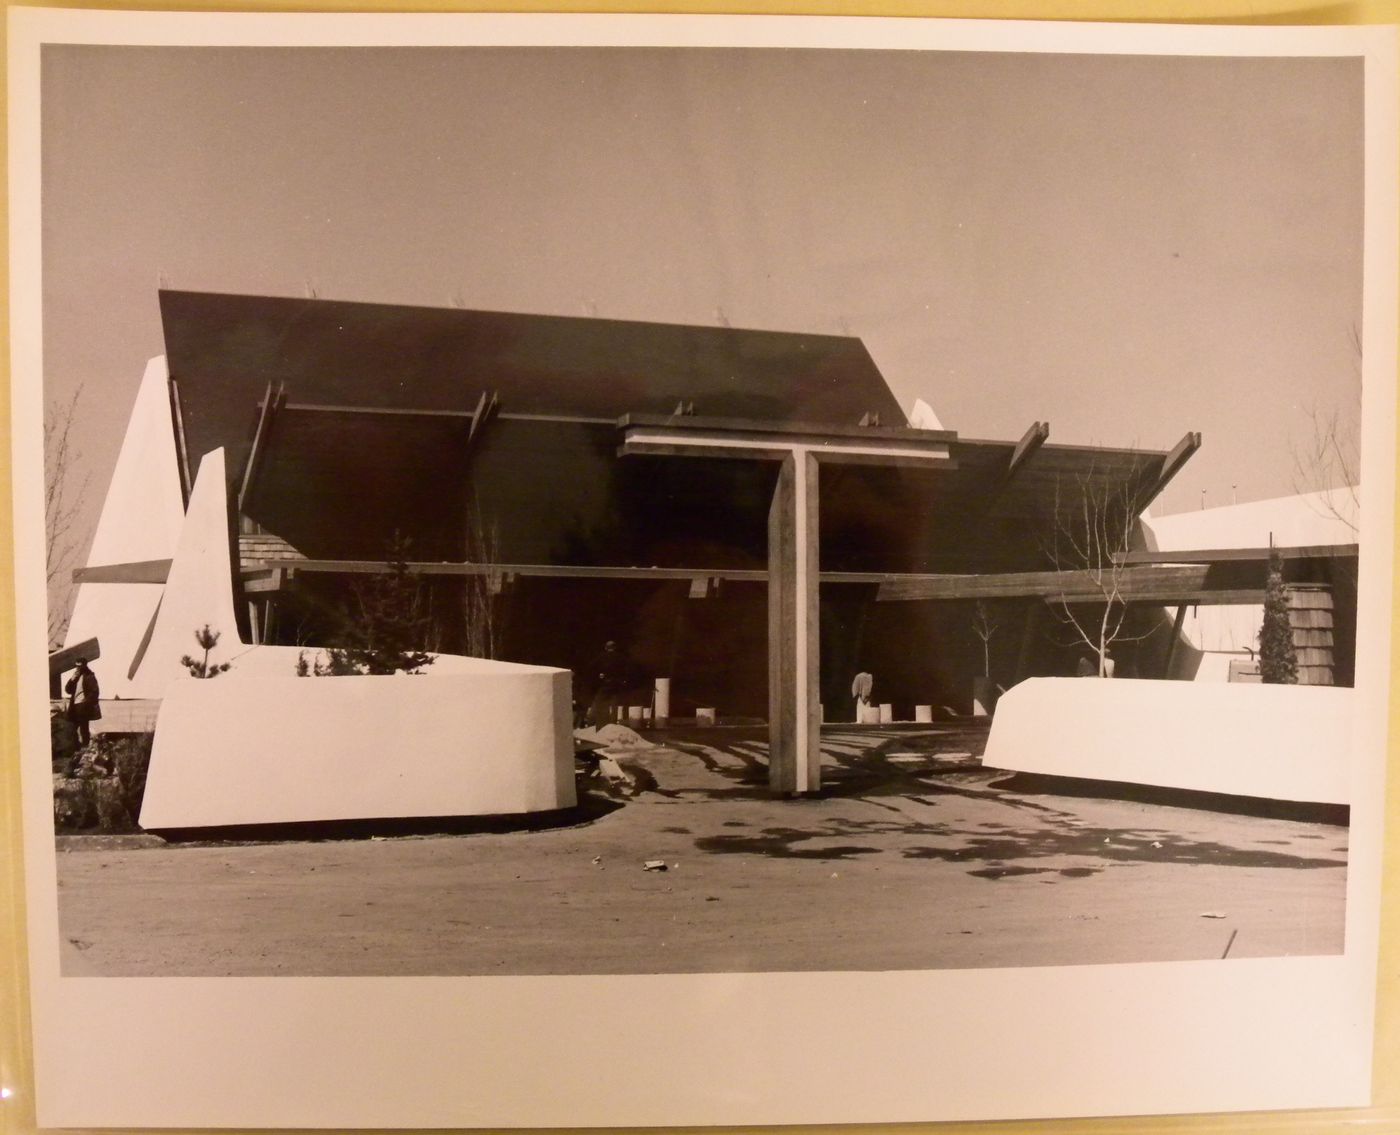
64 657 101 747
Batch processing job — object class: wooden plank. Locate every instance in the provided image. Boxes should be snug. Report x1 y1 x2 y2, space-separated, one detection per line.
241 557 770 583
282 400 477 420
73 559 173 585
878 564 1262 605
620 411 957 444
1135 430 1202 509
238 381 284 513
167 376 193 503
49 638 100 676
1163 604 1188 678
1007 421 1050 481
1118 543 1357 565
466 389 500 448
768 454 798 794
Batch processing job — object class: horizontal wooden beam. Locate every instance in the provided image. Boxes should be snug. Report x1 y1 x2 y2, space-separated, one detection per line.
619 412 957 444
1117 543 1358 566
878 563 1262 605
242 558 770 583
73 559 174 585
49 638 100 676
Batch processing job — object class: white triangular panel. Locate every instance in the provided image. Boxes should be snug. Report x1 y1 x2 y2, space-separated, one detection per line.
126 448 243 698
907 397 945 431
63 356 186 693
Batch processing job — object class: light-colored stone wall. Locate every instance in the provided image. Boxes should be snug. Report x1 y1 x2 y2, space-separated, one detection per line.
984 677 1350 805
139 668 576 830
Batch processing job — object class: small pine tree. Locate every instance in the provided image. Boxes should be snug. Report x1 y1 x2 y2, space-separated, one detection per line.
1259 546 1298 684
181 624 232 679
318 534 434 676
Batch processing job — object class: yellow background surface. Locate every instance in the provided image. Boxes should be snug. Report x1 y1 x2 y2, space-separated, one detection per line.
2 2 1398 1133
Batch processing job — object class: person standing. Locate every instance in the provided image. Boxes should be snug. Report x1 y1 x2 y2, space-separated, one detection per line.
64 657 101 747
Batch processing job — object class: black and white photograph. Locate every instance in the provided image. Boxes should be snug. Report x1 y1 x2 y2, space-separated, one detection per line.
8 9 1397 1129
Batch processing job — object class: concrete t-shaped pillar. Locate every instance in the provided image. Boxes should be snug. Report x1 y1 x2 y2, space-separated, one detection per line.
618 414 956 796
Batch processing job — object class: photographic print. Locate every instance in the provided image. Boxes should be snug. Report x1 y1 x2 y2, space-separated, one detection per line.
8 9 1396 1129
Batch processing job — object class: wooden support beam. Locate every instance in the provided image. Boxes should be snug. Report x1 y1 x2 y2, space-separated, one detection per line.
466 389 500 448
238 381 285 513
1007 421 1050 481
1012 601 1041 685
1162 603 1188 678
768 451 821 795
1117 543 1358 566
1135 430 1202 510
73 559 173 585
167 375 193 504
49 638 100 677
878 563 1263 605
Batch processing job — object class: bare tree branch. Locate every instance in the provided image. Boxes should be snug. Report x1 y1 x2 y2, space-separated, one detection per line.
45 385 91 647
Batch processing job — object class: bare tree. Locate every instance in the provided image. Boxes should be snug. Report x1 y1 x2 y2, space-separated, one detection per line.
970 599 1000 678
1291 324 1360 538
1044 469 1156 677
462 497 506 660
45 385 90 647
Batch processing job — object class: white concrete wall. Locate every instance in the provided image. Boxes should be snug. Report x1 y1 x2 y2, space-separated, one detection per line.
983 677 1351 805
139 668 576 830
124 448 241 697
63 356 186 693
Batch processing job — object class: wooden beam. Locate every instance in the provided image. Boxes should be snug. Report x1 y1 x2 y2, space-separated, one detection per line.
619 412 957 444
281 401 477 420
241 558 770 583
73 559 173 585
49 638 100 676
1117 543 1357 566
1162 603 1188 677
1007 421 1050 481
167 376 193 504
466 389 500 448
238 382 285 513
1135 430 1202 509
767 451 821 795
878 563 1262 605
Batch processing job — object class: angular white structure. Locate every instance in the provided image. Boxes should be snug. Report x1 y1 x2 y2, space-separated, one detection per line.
62 357 186 695
140 665 575 831
1138 491 1358 682
984 677 1351 806
60 357 576 829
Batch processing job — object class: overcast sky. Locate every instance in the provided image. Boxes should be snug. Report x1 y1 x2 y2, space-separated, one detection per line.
40 43 1363 557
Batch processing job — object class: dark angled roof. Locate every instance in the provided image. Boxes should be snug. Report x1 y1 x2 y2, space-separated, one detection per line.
159 290 905 486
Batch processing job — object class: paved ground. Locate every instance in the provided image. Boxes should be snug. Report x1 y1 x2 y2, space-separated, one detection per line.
54 725 1348 976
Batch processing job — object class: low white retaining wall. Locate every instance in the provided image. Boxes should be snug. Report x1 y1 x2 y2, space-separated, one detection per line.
139 668 575 831
983 677 1351 805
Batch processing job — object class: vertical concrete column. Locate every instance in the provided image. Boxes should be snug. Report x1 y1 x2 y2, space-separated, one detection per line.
768 449 822 794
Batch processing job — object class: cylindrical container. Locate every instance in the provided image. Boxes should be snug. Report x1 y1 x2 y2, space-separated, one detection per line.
654 678 671 726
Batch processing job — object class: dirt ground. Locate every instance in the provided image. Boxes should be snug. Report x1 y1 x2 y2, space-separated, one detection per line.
54 725 1348 976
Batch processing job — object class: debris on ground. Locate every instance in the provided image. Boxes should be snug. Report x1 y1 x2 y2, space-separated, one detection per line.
1200 911 1227 919
574 724 657 750
643 859 667 871
591 856 602 865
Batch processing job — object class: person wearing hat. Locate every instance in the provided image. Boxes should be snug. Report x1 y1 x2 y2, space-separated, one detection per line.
64 657 102 747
